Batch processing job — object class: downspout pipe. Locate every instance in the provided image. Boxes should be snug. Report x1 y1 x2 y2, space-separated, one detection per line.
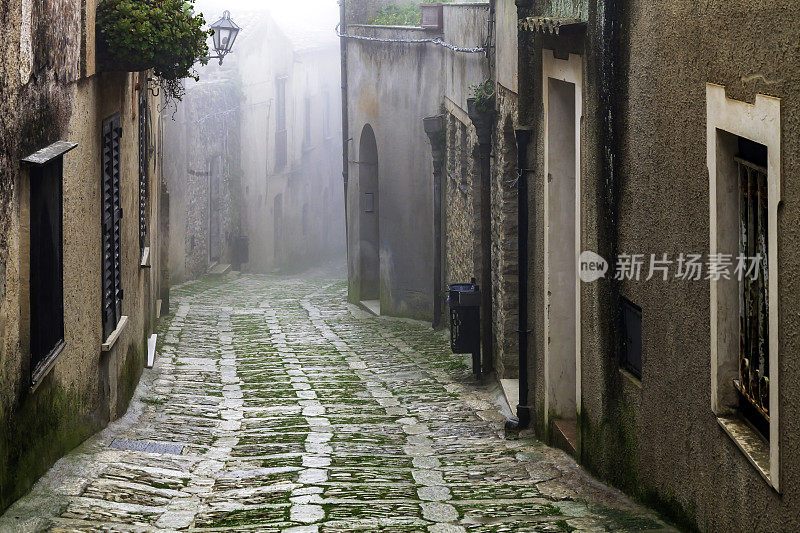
514 128 532 429
339 0 350 273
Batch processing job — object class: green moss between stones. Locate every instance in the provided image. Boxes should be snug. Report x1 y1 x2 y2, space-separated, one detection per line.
555 519 577 532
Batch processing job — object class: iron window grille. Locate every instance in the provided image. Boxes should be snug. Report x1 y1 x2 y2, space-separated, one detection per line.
620 297 642 379
734 137 770 440
138 93 149 253
102 114 123 340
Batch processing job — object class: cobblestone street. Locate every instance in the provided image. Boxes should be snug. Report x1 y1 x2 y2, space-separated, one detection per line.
1 274 672 532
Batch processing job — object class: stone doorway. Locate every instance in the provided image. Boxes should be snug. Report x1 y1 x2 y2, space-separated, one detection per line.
542 50 583 453
358 124 380 304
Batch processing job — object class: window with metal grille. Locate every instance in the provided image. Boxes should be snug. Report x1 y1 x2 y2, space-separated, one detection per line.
102 114 123 340
734 137 770 439
138 93 149 252
30 157 65 383
620 297 642 379
275 77 287 169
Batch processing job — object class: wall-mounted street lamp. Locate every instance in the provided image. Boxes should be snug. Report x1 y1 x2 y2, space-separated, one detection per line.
208 11 241 65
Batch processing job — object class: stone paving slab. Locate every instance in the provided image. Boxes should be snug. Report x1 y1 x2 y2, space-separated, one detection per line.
0 274 676 532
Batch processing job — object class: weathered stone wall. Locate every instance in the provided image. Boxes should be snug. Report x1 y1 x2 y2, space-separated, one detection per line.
443 111 479 288
163 69 242 283
490 84 519 378
0 0 163 510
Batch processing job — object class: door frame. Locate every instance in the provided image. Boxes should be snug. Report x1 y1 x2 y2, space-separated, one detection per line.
542 49 583 430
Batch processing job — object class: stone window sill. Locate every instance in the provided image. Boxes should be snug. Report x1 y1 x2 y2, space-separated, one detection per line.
102 315 129 352
140 246 151 269
717 415 777 491
30 340 66 393
619 367 642 389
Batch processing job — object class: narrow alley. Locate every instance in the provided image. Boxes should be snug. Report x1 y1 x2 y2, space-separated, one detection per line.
0 274 670 532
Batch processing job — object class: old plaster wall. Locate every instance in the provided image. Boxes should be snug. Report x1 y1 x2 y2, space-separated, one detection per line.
519 0 800 528
345 25 445 319
495 0 518 94
604 1 800 529
0 0 162 510
344 4 488 320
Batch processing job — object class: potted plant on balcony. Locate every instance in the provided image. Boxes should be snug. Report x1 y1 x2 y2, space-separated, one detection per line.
96 0 211 101
421 0 446 31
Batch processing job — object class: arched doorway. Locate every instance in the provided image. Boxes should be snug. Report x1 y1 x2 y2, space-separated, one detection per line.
358 125 380 301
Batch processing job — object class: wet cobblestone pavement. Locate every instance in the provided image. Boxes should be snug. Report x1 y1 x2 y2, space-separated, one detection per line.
1 275 674 532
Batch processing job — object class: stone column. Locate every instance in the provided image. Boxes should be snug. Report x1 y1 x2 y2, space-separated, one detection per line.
424 115 446 329
467 97 496 376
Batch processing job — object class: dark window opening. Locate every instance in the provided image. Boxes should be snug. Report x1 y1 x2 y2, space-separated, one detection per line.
620 297 642 379
275 77 287 169
138 93 149 252
30 158 65 382
734 137 770 440
102 114 123 340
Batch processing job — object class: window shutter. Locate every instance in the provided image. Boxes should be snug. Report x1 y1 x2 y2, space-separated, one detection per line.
102 114 123 339
138 93 148 251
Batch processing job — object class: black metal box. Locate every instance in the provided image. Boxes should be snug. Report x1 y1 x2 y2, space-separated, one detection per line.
448 280 481 355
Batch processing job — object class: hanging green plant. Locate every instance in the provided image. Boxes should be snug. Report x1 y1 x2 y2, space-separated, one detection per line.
96 0 212 102
469 79 496 113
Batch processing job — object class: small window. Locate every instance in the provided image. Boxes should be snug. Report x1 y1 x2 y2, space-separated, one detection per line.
620 297 642 379
102 114 124 340
29 154 67 384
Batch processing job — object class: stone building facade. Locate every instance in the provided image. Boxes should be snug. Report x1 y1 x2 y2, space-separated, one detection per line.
342 0 520 377
0 0 166 511
512 0 800 529
342 1 492 325
236 10 345 274
342 0 800 528
163 65 242 284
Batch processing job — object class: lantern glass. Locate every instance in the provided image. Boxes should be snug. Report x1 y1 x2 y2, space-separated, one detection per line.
210 10 240 56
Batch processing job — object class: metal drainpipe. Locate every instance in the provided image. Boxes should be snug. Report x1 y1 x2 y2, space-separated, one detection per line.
339 0 350 272
514 128 532 429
